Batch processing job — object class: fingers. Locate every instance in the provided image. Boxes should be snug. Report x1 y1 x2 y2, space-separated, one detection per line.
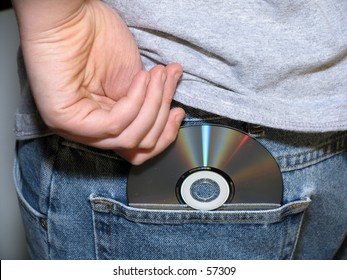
118 107 185 165
137 64 183 149
112 65 169 147
53 63 184 165
51 70 150 138
115 63 185 165
115 63 183 149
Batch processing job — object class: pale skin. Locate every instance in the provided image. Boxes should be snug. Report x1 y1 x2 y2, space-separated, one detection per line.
12 0 185 165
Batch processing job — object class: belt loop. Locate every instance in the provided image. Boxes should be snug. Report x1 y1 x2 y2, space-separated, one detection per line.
243 123 265 137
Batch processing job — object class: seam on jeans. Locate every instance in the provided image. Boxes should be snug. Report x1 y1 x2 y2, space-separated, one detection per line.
183 117 228 122
46 136 63 260
16 194 47 222
290 206 308 260
60 139 124 161
332 233 347 259
110 207 303 224
90 196 310 225
278 134 347 171
13 155 47 221
279 213 289 260
91 205 99 260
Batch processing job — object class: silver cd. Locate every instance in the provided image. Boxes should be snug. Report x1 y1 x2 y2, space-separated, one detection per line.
127 124 283 210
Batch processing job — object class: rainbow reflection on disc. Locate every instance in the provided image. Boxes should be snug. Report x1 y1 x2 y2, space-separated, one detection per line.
127 124 283 210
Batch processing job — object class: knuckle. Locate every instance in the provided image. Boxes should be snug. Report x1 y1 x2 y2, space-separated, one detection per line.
140 138 157 150
151 64 166 74
163 93 174 105
107 125 122 137
124 138 140 150
106 120 128 138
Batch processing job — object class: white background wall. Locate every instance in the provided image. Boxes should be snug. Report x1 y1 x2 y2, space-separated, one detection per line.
0 9 30 259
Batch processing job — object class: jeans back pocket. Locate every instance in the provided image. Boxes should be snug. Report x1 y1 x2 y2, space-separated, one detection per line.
90 195 310 260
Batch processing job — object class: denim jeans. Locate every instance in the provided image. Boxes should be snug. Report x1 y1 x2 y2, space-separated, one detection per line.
13 105 347 259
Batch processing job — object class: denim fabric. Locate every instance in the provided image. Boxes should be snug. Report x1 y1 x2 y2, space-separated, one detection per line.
13 105 347 259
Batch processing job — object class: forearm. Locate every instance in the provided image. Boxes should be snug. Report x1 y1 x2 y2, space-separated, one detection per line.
12 0 85 40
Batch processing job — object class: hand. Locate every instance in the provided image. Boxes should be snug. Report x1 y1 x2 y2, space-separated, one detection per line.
14 0 185 165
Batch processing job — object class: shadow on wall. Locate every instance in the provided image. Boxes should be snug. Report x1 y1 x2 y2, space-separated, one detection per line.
0 8 30 259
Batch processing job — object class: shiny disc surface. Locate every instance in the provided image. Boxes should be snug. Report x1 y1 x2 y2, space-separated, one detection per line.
128 125 283 210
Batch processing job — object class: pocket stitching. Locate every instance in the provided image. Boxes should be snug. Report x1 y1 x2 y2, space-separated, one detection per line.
90 195 311 225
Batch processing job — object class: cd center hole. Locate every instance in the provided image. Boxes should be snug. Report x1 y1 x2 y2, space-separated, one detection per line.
190 178 220 203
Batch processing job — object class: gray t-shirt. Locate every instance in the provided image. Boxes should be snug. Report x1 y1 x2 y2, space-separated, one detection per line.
15 0 347 139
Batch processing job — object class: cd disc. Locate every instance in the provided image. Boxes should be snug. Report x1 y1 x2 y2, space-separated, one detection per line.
127 124 283 210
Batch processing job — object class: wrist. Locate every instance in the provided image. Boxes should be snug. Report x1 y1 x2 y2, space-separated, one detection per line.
12 0 85 40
